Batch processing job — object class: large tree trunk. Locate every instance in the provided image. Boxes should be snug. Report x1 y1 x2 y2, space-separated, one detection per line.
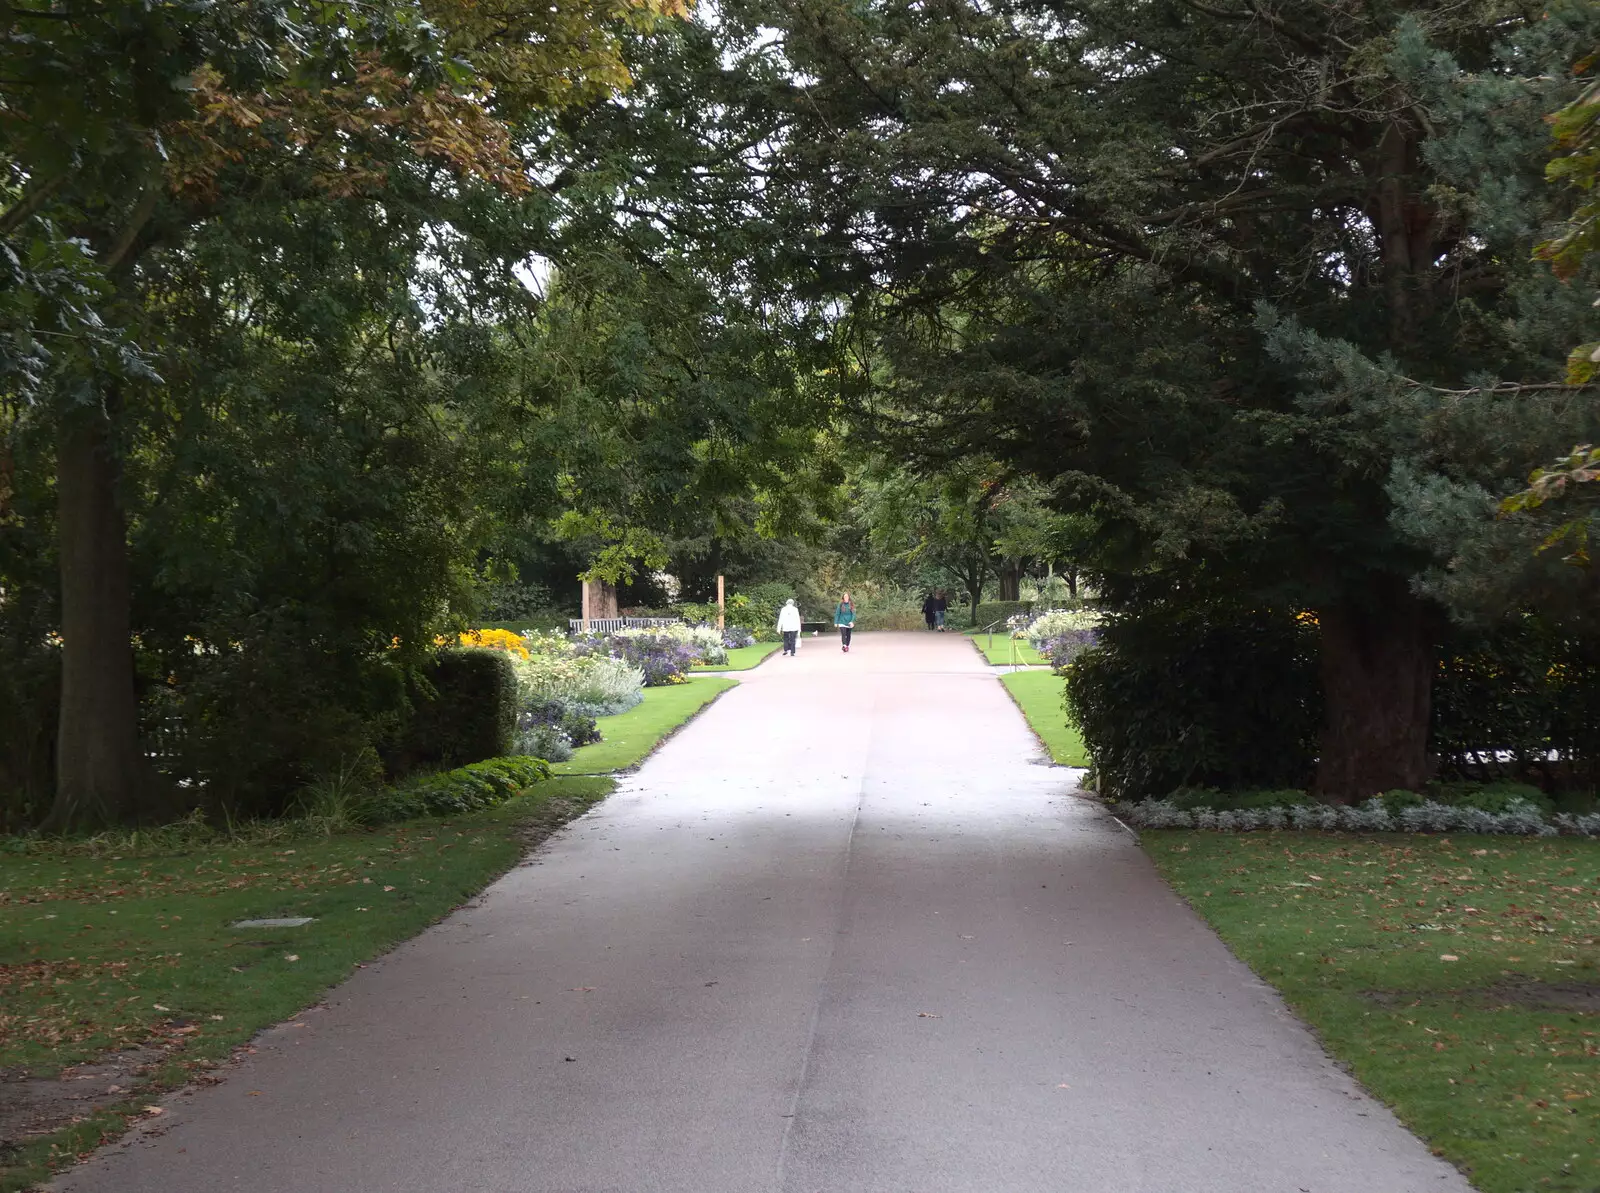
1313 581 1433 802
43 410 145 832
998 563 1022 601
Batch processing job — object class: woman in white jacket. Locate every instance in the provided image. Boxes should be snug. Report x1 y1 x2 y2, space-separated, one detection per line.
777 598 802 656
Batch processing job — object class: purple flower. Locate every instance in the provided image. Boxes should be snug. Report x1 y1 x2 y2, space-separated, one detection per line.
605 634 695 686
1042 628 1099 670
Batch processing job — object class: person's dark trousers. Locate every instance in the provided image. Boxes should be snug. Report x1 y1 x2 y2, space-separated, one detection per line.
783 630 798 655
839 626 853 649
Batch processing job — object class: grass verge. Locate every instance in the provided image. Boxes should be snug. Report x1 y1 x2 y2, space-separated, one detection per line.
0 775 613 1192
998 669 1088 766
552 675 737 774
1146 831 1600 1193
693 642 780 672
966 630 1046 666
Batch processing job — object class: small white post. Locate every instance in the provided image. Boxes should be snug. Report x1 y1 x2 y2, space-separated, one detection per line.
717 575 725 632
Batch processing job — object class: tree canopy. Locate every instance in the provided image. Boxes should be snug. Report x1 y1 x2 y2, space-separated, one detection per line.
4 0 1600 826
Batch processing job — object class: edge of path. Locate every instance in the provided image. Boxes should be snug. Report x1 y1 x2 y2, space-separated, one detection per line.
19 677 743 1193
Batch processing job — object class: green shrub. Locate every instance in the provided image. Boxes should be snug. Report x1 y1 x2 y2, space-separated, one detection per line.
851 588 927 631
0 634 57 832
362 756 552 822
386 648 518 776
1169 787 1313 812
1433 615 1600 791
1426 779 1555 816
1067 599 1320 801
972 600 1034 629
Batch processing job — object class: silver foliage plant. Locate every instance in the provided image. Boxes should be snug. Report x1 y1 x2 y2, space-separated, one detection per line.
1120 797 1591 836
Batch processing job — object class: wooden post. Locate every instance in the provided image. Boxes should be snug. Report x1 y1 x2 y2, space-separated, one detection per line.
580 579 591 633
716 575 725 632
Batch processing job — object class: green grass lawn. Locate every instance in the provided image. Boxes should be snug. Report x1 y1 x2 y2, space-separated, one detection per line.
0 776 612 1192
553 675 737 774
692 642 780 671
998 669 1088 766
967 629 1046 666
1147 831 1600 1193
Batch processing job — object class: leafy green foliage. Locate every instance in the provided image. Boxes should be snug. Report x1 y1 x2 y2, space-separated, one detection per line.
383 650 520 780
735 0 1600 796
364 756 553 822
1433 616 1600 794
1535 57 1600 379
1066 599 1321 801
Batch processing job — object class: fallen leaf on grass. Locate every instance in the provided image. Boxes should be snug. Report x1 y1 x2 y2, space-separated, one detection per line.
283 954 299 962
383 886 396 892
1440 954 1459 962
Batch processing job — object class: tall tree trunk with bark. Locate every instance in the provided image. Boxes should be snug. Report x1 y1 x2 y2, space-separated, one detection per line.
1313 578 1434 801
998 563 1022 601
43 408 145 831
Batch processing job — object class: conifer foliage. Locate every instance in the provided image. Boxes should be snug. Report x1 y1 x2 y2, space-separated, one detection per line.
736 0 1600 798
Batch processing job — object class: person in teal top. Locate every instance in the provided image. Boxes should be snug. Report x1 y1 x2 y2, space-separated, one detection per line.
834 592 856 653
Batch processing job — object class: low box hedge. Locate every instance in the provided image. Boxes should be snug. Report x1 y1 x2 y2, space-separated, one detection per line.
362 756 553 823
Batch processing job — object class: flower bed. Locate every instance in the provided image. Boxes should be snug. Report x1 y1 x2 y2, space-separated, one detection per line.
1019 608 1101 669
1119 795 1600 837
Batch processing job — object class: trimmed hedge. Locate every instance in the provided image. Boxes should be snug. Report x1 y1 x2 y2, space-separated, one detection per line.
971 600 1034 628
362 756 553 823
1067 602 1320 801
385 648 518 776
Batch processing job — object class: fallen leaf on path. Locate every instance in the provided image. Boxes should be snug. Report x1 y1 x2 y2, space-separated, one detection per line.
1056 1084 1071 1089
917 1012 942 1018
142 1106 164 1116
569 987 596 992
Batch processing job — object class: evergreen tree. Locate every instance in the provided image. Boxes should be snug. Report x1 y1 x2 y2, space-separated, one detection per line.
738 0 1600 797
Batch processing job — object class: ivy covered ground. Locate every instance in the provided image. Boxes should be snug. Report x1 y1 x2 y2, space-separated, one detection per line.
1148 831 1600 1193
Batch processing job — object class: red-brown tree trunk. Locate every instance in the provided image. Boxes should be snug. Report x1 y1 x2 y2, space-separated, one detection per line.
1313 580 1433 802
43 410 145 831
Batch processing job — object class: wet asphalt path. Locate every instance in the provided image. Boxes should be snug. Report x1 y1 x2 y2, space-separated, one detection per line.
57 631 1471 1193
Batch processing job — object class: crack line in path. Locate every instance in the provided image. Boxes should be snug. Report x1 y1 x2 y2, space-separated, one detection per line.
771 688 875 1191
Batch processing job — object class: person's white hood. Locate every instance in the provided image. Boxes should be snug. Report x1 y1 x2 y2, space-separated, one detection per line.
777 600 802 631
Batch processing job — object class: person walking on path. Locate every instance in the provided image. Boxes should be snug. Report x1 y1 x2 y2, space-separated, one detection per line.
932 590 949 632
834 592 856 652
777 598 802 656
921 592 937 631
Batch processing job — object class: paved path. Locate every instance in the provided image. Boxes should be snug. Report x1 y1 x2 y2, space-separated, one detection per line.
59 632 1471 1193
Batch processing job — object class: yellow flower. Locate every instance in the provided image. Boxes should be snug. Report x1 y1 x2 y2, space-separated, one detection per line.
460 628 530 659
